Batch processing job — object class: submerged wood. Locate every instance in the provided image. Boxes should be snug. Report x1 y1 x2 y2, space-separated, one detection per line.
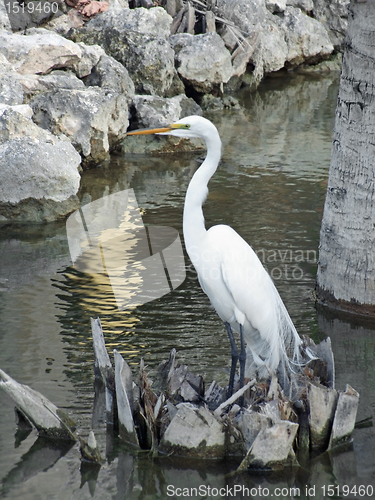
0 369 76 441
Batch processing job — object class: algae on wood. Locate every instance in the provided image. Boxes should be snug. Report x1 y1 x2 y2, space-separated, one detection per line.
0 368 76 441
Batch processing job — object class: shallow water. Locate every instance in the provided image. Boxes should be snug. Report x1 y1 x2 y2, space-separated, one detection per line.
1 73 374 499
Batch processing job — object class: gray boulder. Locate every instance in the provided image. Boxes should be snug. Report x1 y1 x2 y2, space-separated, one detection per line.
0 28 82 75
0 105 81 222
214 0 333 86
312 0 349 50
30 87 129 165
0 0 12 31
83 53 135 102
17 71 85 101
286 0 313 12
170 32 233 94
70 7 179 97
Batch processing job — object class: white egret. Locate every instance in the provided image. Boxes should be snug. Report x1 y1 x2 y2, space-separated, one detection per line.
127 116 314 395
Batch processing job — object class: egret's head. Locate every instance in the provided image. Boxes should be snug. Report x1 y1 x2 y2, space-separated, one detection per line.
126 115 218 142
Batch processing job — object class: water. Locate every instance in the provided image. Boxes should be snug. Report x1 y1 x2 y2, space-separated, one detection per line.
0 73 374 499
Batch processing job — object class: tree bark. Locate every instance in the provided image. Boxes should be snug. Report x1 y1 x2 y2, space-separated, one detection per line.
316 0 375 315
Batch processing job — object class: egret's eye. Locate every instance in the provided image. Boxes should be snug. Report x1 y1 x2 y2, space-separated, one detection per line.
172 123 191 130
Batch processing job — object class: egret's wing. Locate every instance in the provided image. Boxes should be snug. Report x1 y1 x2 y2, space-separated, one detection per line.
207 225 305 372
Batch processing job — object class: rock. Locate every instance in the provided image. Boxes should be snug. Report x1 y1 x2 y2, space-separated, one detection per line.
0 368 76 441
0 71 24 105
124 94 203 154
281 7 334 68
159 404 225 458
17 71 85 98
170 32 233 94
0 138 81 222
0 104 81 222
83 53 135 102
286 0 314 12
0 29 82 75
131 94 202 129
72 42 105 78
70 7 178 96
0 0 12 31
266 0 286 13
214 0 333 86
43 12 83 36
312 0 349 50
29 87 129 164
308 381 338 450
328 385 359 449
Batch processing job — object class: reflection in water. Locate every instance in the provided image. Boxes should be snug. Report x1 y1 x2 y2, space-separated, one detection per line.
1 73 374 498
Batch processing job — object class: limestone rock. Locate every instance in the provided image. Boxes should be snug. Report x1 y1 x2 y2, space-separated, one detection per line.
312 0 349 49
30 87 129 164
70 7 177 96
0 29 82 75
170 32 233 94
0 106 81 222
83 53 135 102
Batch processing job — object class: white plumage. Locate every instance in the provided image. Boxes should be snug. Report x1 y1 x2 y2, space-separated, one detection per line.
127 115 313 393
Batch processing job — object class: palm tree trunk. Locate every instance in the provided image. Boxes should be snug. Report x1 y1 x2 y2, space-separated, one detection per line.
316 0 375 315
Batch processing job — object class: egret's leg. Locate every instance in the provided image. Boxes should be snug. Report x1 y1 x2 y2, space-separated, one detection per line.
239 325 246 405
225 322 238 398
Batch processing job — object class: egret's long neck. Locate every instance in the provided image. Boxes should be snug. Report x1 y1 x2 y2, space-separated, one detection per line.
183 133 222 258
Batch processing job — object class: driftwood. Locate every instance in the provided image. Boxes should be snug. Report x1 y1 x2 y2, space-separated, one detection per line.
89 321 359 469
0 318 360 472
0 369 76 441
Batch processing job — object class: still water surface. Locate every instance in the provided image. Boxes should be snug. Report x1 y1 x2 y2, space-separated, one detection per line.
0 73 374 499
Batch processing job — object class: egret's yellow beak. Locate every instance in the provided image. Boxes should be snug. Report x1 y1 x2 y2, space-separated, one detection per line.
126 123 189 136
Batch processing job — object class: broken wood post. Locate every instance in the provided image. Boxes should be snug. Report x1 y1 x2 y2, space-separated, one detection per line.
91 317 115 424
79 430 103 463
308 381 338 451
114 350 139 447
328 385 359 450
159 404 226 458
0 369 76 441
237 420 299 471
214 379 255 417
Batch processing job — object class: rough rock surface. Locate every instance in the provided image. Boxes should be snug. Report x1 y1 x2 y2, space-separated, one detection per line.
215 0 334 86
170 32 233 94
69 7 179 96
0 106 81 222
30 87 129 164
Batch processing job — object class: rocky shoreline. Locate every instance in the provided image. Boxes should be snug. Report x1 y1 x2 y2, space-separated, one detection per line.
0 0 347 221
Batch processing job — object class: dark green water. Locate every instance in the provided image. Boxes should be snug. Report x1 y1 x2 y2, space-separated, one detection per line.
0 73 374 499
